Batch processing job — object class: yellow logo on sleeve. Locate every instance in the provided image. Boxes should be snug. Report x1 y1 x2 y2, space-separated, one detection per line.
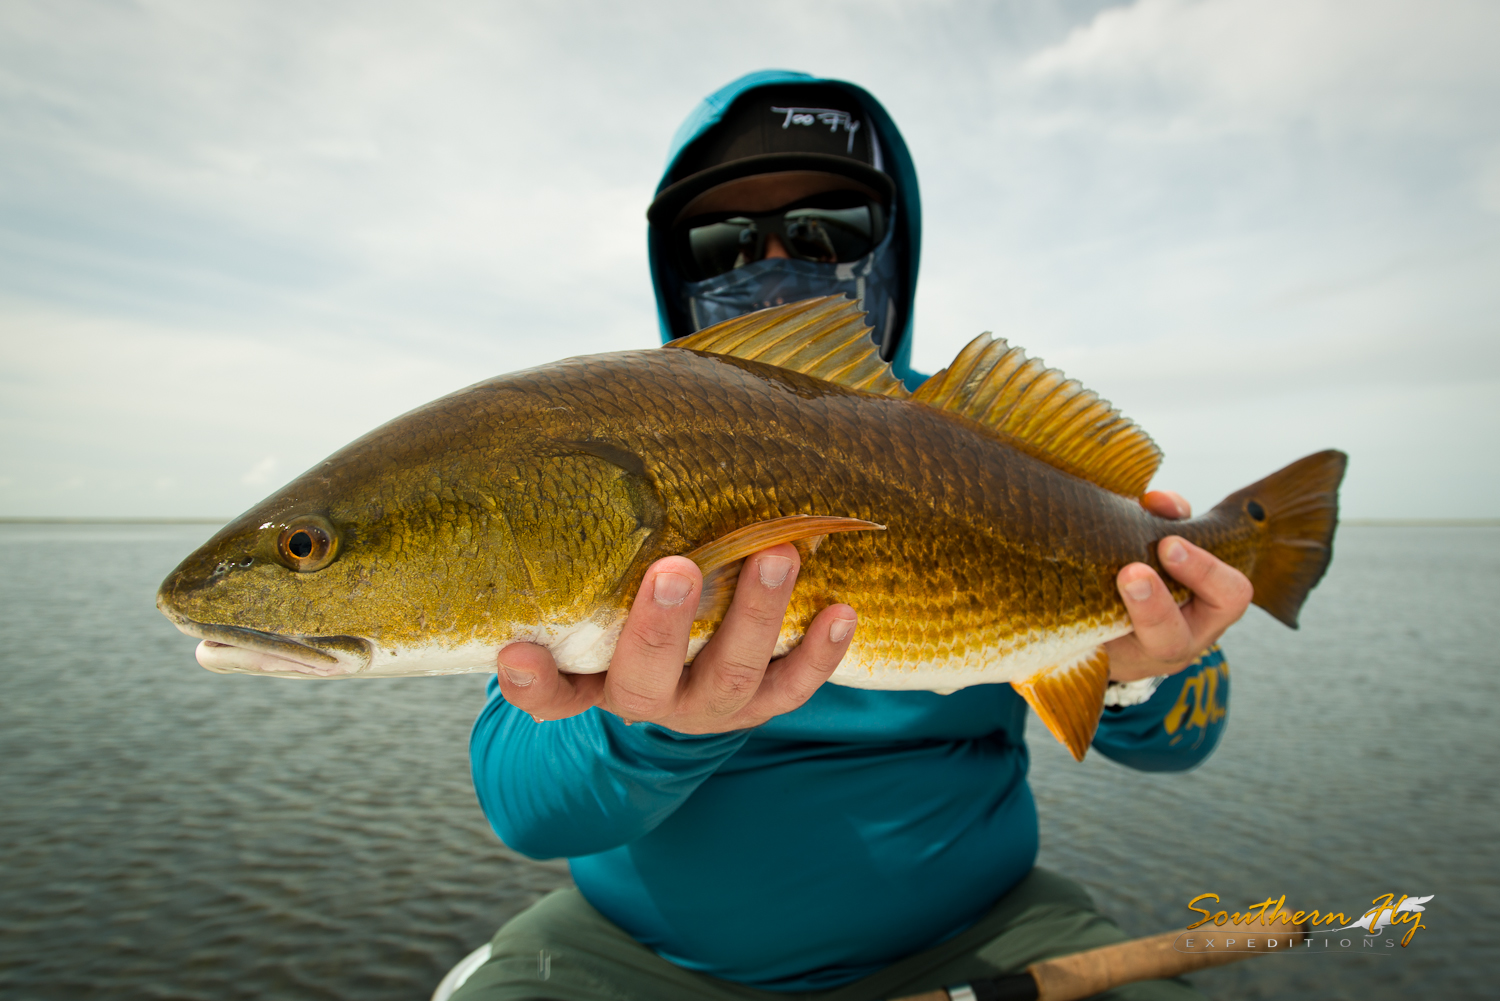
1164 649 1228 746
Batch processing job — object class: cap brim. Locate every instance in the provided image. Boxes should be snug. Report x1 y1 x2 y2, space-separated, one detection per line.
647 153 896 229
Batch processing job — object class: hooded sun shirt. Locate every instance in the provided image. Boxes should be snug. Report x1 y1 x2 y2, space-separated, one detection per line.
470 70 1231 991
647 70 925 387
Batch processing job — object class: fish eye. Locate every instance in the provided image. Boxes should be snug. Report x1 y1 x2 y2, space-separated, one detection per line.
276 517 338 572
1246 499 1267 522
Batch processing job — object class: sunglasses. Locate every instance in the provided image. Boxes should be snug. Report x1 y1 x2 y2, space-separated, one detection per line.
674 192 887 281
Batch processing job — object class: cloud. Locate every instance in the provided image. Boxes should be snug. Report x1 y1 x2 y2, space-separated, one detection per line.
240 456 277 488
1479 146 1500 213
0 299 500 517
0 0 1496 517
1021 0 1500 135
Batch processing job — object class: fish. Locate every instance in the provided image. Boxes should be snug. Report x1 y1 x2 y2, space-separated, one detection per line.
157 296 1347 760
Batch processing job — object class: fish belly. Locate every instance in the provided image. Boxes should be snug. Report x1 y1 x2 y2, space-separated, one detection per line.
821 617 1133 694
355 616 629 678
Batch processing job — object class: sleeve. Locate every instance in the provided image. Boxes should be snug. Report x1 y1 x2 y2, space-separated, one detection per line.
468 675 752 859
1090 646 1231 772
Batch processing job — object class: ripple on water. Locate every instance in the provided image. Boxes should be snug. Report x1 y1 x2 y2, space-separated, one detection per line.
0 524 570 1001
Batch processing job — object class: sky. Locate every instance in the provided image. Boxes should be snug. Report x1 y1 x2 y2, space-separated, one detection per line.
1 0 1496 519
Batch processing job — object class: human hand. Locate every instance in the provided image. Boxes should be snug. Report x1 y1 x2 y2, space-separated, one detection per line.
493 543 858 734
1104 490 1255 682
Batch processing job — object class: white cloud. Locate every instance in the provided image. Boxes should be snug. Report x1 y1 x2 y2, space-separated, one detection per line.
1021 0 1500 135
1479 147 1500 213
0 0 1496 518
0 299 503 517
240 456 277 488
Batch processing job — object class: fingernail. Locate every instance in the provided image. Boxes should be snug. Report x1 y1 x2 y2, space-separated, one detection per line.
1162 538 1188 565
653 570 692 606
1124 577 1153 602
502 666 534 687
829 615 856 643
757 554 793 588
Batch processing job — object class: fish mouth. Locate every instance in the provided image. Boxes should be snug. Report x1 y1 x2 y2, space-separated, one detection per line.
163 611 373 679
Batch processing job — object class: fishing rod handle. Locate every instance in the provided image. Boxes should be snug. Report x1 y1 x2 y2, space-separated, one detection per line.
1028 929 1238 999
890 920 1309 1001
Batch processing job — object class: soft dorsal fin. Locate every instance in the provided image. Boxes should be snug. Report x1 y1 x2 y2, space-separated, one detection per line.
914 333 1162 498
667 297 910 399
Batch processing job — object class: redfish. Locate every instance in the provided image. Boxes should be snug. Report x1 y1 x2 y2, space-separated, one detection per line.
157 297 1346 759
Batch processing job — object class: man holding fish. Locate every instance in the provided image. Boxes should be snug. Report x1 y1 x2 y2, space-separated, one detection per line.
159 69 1342 999
454 73 1261 1000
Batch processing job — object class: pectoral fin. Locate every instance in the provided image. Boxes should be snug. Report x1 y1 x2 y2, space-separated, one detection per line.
1013 646 1111 762
683 514 884 622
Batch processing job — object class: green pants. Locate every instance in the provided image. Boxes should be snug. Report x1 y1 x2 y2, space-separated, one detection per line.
450 867 1205 1001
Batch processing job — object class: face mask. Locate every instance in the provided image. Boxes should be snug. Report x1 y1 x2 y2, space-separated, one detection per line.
679 223 902 359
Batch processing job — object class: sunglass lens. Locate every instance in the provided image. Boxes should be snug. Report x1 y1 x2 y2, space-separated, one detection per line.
783 206 877 263
784 219 838 262
680 200 885 279
687 218 758 279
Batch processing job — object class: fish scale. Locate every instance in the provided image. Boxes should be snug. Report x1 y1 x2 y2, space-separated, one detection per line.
157 297 1345 760
523 354 1127 668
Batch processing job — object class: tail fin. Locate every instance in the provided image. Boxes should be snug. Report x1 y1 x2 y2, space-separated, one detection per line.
1217 450 1347 628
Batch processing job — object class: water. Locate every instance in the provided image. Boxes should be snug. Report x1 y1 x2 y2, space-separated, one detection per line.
1031 525 1500 998
1 524 1495 1000
0 524 568 1000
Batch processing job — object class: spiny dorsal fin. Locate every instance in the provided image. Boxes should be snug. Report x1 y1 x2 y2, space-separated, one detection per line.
914 333 1162 498
667 297 910 399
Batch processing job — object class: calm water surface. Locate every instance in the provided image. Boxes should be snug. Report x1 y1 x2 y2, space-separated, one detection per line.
1 524 1495 1000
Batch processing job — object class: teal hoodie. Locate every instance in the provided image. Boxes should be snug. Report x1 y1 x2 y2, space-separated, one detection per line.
470 71 1229 992
647 69 924 389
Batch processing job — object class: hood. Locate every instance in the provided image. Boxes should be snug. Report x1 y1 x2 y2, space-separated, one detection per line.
648 70 924 390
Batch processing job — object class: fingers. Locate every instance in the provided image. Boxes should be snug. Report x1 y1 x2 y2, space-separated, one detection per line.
1141 490 1192 520
601 555 702 721
1155 535 1255 636
753 603 856 718
501 545 855 734
684 545 801 720
1108 536 1255 681
495 642 606 721
1117 560 1196 666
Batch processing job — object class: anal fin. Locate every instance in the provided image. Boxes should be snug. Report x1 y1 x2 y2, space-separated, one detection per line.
1013 646 1111 762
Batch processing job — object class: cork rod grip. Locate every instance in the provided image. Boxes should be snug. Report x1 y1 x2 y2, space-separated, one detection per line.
1027 920 1308 1001
886 918 1307 1001
1026 931 1228 1000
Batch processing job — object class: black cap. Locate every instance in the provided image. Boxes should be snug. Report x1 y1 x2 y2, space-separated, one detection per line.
647 84 895 229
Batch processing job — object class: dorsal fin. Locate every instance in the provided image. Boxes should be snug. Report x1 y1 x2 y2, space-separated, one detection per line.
914 333 1163 498
669 300 1160 497
667 297 910 399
